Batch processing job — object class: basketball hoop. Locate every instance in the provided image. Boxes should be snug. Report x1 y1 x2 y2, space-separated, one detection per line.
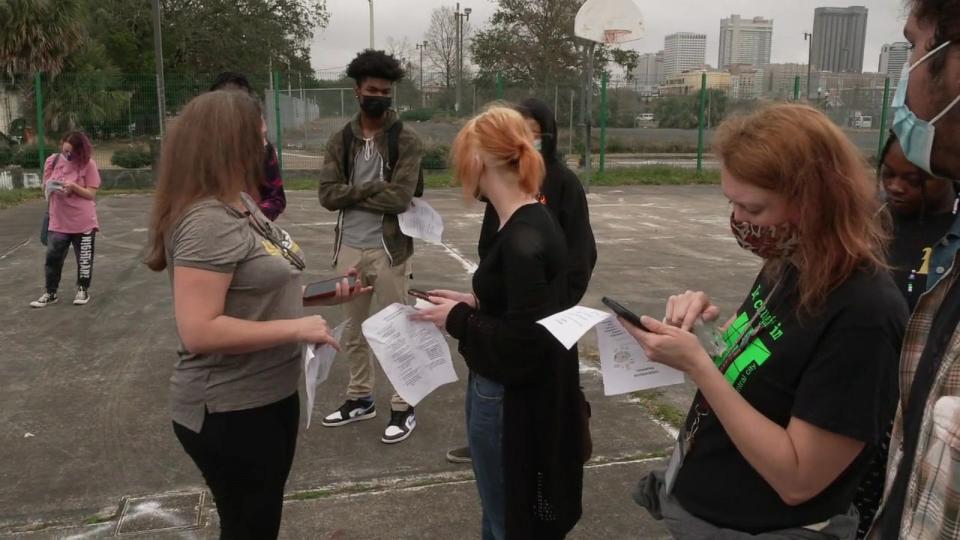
575 0 644 45
603 29 633 44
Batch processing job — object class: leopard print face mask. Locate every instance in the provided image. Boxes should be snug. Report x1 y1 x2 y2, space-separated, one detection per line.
729 213 799 260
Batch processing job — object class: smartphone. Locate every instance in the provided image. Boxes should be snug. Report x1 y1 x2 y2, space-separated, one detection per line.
601 297 650 332
303 275 357 300
408 288 433 302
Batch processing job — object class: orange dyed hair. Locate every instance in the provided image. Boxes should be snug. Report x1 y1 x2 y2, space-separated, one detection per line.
451 105 544 201
714 104 887 313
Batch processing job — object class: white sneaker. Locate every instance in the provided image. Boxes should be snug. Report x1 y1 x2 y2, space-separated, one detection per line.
381 408 416 444
30 292 58 308
73 288 90 305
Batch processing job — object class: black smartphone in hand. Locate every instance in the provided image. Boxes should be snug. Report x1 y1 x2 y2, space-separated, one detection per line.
602 297 650 332
408 288 434 303
303 275 357 300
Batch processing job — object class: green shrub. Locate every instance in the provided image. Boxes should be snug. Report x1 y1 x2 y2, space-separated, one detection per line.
422 144 449 170
0 145 12 167
11 145 57 169
401 108 436 122
111 146 153 169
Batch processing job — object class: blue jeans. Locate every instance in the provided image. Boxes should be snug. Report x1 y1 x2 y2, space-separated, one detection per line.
467 372 506 540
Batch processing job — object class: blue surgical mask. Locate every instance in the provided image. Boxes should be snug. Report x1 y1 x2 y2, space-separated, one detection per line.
891 40 960 176
533 138 542 152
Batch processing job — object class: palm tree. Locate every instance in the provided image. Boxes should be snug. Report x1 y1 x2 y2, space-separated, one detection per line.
0 0 85 76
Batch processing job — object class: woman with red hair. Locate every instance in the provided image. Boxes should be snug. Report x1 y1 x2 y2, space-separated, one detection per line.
625 104 908 538
32 131 101 307
415 106 584 539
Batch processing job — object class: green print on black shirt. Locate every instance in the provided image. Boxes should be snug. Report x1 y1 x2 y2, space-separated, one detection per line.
716 282 784 391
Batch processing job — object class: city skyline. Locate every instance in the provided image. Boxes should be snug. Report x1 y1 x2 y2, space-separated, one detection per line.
311 1 907 76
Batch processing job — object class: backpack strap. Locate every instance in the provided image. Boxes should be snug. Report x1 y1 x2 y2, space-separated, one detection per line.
340 122 353 183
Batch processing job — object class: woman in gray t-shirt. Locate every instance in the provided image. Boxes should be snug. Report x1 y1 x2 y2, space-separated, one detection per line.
144 91 365 539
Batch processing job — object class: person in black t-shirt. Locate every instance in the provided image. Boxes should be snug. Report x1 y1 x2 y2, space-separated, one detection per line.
623 105 908 539
881 134 958 311
415 107 583 539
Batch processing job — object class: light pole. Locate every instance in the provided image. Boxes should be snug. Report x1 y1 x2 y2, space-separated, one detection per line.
454 3 471 114
151 0 166 141
803 32 813 101
368 0 375 49
416 41 428 108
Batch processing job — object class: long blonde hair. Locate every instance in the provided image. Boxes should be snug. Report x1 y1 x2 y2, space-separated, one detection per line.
144 91 264 271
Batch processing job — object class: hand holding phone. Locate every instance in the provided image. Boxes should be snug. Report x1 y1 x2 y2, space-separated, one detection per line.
303 275 358 301
602 297 650 332
408 288 434 303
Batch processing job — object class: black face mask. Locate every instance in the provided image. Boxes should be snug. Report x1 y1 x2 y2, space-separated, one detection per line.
359 95 391 118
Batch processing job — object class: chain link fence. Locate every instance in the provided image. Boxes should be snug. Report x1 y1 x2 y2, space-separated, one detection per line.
0 69 894 180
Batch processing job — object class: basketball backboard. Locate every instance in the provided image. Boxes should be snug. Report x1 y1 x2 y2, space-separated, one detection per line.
574 0 645 44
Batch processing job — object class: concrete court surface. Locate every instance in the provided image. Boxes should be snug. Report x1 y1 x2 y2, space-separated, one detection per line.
0 186 760 539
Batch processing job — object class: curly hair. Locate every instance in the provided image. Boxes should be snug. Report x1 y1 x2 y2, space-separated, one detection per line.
910 0 960 75
346 49 405 85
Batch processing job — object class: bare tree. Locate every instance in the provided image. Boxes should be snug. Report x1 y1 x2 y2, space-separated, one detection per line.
386 36 415 64
423 6 471 88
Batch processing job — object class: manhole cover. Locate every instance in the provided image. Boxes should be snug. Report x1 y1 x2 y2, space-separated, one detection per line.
116 492 204 535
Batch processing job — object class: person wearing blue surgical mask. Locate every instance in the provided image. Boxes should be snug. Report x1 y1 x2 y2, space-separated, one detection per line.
866 3 960 539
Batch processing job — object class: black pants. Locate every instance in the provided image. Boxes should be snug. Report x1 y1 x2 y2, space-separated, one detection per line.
173 393 300 540
45 231 95 294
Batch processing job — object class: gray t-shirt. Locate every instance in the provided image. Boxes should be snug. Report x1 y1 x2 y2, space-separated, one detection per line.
341 140 386 249
167 194 304 433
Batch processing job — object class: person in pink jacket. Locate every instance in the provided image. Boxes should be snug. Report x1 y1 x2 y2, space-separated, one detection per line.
31 131 101 307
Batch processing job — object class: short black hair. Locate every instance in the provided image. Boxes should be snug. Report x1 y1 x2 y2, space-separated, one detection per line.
910 0 960 75
210 72 251 93
346 50 405 86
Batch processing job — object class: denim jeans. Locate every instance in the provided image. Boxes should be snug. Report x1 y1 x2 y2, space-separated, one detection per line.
45 231 95 294
467 371 506 540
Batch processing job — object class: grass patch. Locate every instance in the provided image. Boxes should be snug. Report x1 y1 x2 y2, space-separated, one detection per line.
0 188 43 209
82 514 115 526
284 166 716 192
286 489 335 501
630 389 686 428
591 166 720 186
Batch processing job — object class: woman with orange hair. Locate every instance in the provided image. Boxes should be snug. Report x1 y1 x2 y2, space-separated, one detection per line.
624 104 908 538
415 106 584 539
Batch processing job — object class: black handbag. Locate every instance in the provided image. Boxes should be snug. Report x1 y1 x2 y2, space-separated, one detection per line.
39 154 60 246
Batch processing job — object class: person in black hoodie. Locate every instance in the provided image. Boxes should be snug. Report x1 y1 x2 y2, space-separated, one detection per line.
445 97 598 464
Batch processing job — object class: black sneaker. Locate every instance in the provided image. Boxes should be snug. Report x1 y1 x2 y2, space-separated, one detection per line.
321 399 376 427
381 408 416 444
445 445 472 464
30 292 58 308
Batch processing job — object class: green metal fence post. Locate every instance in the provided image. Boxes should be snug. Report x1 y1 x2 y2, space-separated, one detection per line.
793 75 801 101
696 72 707 178
877 77 892 160
496 72 504 100
35 73 45 169
599 72 608 175
273 71 283 172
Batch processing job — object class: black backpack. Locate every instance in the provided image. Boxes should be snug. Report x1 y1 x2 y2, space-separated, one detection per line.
341 121 424 197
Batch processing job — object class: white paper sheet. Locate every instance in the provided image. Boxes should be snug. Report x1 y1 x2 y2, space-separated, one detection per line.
361 303 458 406
536 306 612 350
303 320 349 429
398 199 444 244
538 306 684 395
595 317 685 395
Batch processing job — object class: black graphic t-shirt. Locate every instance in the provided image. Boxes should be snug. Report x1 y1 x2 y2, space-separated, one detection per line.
889 211 957 311
672 266 907 533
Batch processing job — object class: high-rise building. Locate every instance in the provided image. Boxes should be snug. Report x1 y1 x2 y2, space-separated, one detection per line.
719 15 774 70
811 6 869 73
632 51 665 86
664 33 707 79
879 42 911 86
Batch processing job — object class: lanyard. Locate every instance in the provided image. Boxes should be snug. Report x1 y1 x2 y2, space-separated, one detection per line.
241 202 305 271
683 273 786 449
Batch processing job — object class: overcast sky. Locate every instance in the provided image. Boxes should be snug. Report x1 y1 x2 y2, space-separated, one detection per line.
309 0 910 75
